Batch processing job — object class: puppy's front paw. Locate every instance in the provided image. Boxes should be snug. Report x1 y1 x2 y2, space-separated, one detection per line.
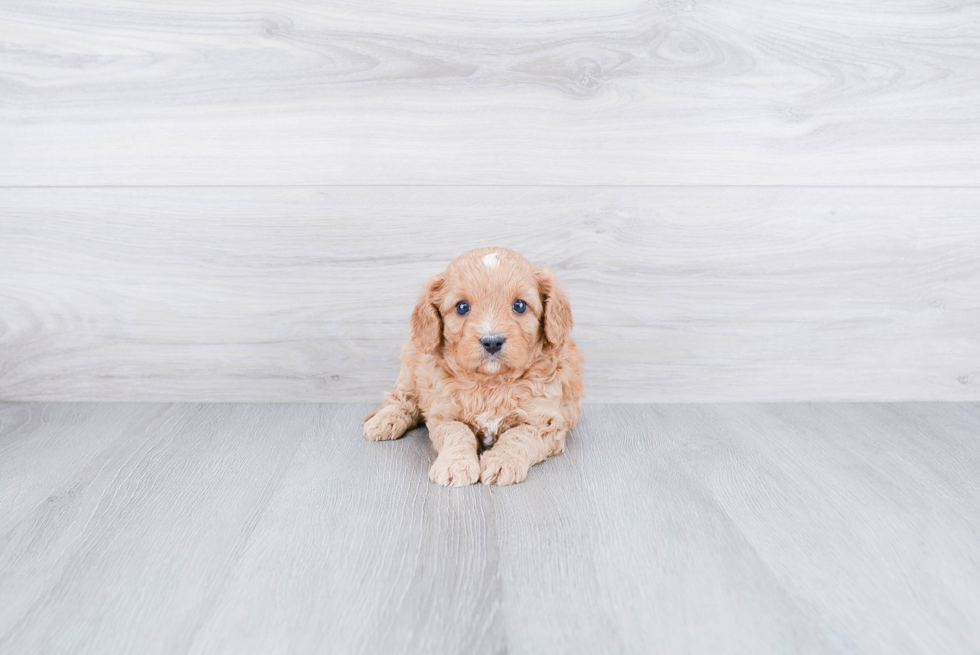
480 450 530 486
429 451 481 487
363 405 413 442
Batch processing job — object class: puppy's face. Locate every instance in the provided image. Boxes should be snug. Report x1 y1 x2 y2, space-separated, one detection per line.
411 248 572 377
439 250 543 376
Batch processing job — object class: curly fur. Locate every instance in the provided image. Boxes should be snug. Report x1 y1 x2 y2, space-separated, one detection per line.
363 247 584 486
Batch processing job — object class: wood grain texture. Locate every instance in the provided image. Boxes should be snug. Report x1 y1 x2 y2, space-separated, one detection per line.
1 1 978 185
0 403 167 535
187 404 502 655
2 186 978 402
2 402 980 654
0 403 311 655
679 403 980 654
490 405 837 654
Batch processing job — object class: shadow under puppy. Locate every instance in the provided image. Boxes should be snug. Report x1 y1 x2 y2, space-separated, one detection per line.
364 247 584 486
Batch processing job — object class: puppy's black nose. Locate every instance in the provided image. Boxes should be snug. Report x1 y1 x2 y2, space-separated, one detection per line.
480 335 505 354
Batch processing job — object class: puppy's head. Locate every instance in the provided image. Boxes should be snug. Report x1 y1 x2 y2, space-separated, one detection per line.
411 248 573 377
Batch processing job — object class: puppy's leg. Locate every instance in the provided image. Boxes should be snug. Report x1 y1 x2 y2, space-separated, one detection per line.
363 368 418 442
428 421 481 487
480 425 566 486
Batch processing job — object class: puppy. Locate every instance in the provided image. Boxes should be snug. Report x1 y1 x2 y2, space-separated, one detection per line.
363 247 584 486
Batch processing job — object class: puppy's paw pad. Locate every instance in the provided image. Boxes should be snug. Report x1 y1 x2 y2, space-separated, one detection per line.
363 406 411 441
480 451 529 486
429 453 480 487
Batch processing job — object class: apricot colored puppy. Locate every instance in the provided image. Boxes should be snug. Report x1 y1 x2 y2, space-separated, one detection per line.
364 247 584 486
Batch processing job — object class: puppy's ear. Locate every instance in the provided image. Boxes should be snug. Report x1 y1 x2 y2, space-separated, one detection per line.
410 274 445 353
535 268 573 347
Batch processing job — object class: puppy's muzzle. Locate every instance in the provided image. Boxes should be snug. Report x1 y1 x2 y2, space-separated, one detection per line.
480 334 505 355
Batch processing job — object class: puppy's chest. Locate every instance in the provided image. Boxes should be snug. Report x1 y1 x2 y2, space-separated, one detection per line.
457 388 525 448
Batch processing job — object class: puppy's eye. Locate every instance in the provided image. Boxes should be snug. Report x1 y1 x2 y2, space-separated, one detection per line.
512 299 527 314
455 301 470 316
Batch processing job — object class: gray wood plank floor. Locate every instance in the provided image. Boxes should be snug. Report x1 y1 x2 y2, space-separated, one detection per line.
1 403 978 654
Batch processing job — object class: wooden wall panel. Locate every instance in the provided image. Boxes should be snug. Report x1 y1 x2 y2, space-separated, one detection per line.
2 1 977 401
2 187 977 402
1 0 978 185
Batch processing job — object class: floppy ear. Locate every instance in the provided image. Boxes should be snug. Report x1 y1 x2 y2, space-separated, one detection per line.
535 268 573 346
410 274 445 353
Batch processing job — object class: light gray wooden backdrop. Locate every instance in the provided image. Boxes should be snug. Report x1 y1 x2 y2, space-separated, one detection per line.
1 0 978 402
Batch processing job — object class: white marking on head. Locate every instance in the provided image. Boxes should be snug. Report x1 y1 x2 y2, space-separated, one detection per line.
482 252 500 268
484 360 500 373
